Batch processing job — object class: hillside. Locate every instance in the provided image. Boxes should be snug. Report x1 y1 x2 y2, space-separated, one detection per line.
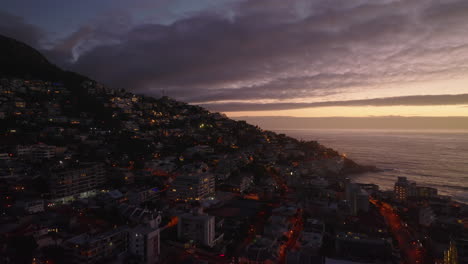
0 34 369 178
0 34 87 88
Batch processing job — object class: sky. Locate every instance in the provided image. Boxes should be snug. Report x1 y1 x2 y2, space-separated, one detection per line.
2 0 468 118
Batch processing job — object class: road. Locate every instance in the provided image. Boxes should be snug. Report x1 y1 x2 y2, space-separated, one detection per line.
278 208 304 264
370 199 428 264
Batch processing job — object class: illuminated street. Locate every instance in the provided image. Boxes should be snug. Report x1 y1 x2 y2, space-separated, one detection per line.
370 199 428 264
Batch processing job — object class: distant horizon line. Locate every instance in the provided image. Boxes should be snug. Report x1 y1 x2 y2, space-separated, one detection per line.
230 115 468 119
233 115 468 130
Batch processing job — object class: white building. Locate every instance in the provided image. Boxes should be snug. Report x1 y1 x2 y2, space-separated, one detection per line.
168 173 215 201
129 214 162 264
177 209 219 247
49 162 106 203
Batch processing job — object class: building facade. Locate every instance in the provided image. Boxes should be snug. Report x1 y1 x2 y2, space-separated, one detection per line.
64 227 128 264
177 210 216 247
49 162 106 203
129 215 162 264
168 173 215 201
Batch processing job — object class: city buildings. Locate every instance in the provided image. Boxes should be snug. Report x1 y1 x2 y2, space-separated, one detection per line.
0 70 464 264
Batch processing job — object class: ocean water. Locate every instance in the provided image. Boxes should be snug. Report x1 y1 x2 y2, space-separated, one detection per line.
276 129 468 204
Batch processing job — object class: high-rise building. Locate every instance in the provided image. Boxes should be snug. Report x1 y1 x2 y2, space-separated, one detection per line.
394 177 408 200
394 177 415 200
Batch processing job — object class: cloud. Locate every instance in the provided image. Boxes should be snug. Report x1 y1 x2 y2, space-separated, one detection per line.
201 94 468 111
5 0 468 111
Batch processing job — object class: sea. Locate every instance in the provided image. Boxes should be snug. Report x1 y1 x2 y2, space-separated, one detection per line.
275 129 468 204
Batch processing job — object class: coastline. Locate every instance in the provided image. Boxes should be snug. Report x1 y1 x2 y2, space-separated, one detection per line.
276 128 468 204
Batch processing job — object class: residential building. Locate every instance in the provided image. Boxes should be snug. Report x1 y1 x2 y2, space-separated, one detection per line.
128 214 162 264
128 187 160 205
394 177 438 201
64 227 128 264
168 173 215 201
0 153 10 160
32 144 57 160
394 177 415 201
16 199 45 214
49 162 106 203
16 144 61 160
177 209 220 247
416 186 438 198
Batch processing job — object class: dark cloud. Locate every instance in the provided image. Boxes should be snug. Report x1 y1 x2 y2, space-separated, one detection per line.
60 0 468 106
201 94 468 112
4 0 468 111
